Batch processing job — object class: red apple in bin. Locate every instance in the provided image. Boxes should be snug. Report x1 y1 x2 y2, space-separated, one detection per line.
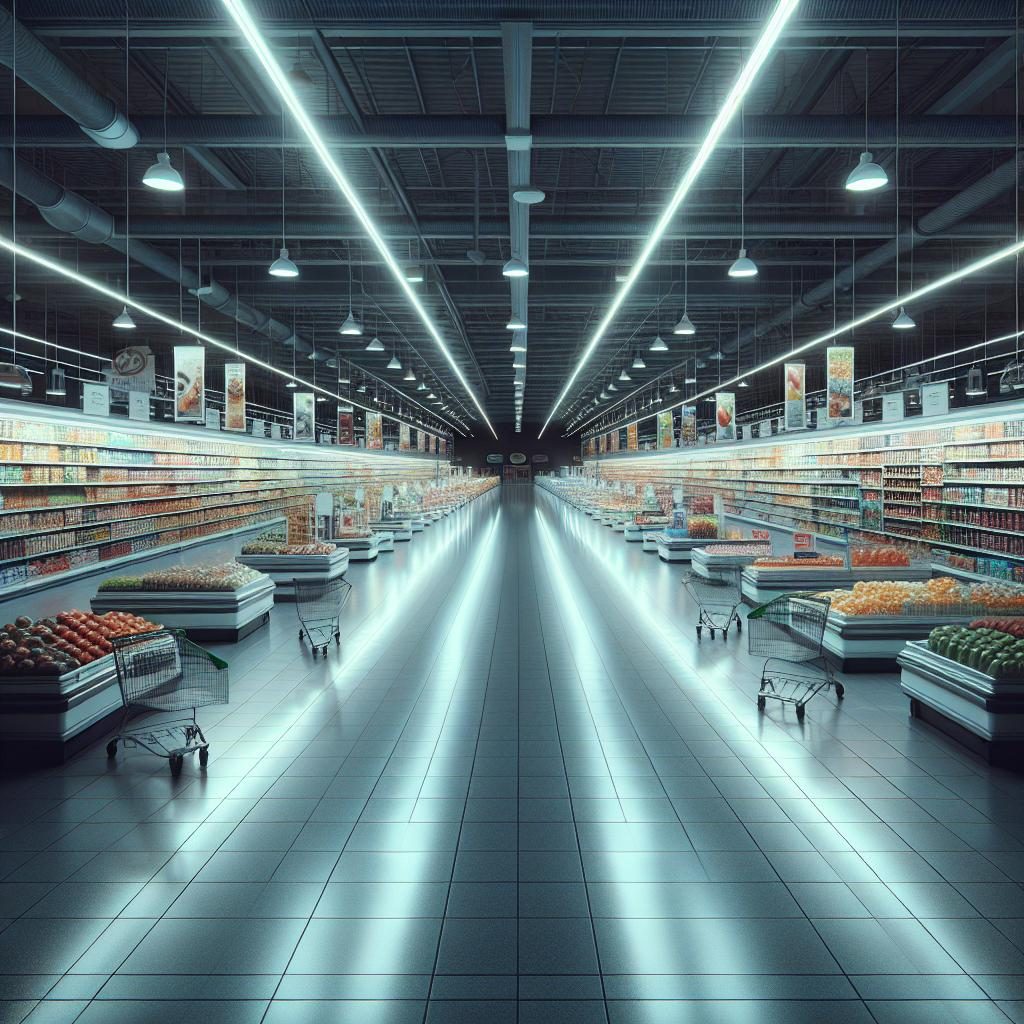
717 406 732 429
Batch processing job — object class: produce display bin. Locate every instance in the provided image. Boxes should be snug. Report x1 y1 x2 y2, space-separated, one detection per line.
0 654 123 767
235 547 350 601
642 532 662 553
370 519 413 541
692 544 770 580
374 530 396 553
822 611 976 672
337 534 381 561
624 521 668 543
90 575 275 641
655 536 711 562
899 639 1024 769
741 565 931 605
409 518 426 533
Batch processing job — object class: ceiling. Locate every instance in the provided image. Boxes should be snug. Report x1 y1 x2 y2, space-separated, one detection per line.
0 0 1020 439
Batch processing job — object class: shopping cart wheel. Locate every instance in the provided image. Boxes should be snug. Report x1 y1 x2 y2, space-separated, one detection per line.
834 682 845 700
199 747 209 767
696 626 702 639
169 753 184 777
795 703 806 721
709 629 716 640
106 740 118 759
335 632 341 646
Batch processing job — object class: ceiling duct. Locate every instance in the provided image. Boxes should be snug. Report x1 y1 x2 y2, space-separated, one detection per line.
0 7 137 149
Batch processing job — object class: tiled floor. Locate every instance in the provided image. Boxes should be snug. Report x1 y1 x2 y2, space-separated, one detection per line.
1 484 1024 1022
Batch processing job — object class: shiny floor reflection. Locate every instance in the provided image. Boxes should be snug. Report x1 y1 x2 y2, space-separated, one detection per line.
0 484 1023 1023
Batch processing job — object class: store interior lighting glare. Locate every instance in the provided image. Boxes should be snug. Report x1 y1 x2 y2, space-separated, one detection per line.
221 0 496 438
0 234 464 437
538 0 799 437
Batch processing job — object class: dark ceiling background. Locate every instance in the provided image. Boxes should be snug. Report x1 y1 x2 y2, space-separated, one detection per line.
0 0 1020 440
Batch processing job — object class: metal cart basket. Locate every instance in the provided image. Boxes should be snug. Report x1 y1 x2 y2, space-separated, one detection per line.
107 629 229 776
683 569 742 641
747 594 844 720
296 576 353 657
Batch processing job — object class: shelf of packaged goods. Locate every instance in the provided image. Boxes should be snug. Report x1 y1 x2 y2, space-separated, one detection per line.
944 456 1024 464
0 474 339 488
0 493 311 538
723 512 849 544
882 499 922 506
943 478 1024 486
0 484 312 517
898 640 1024 768
856 527 1024 563
0 516 286 601
0 502 306 568
938 521 1024 538
932 563 1024 584
727 504 858 530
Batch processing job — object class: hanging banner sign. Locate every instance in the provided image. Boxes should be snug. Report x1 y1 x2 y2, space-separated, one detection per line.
626 422 638 451
922 381 950 418
585 437 596 457
205 408 220 430
128 391 149 422
416 429 425 453
293 392 315 442
337 410 354 445
882 393 905 423
826 346 855 423
106 345 156 396
784 362 806 431
82 382 110 418
657 410 674 449
270 422 282 440
366 411 383 450
715 392 736 441
599 433 607 454
441 438 448 458
173 346 205 422
609 430 619 453
681 406 697 446
224 363 246 431
399 422 411 451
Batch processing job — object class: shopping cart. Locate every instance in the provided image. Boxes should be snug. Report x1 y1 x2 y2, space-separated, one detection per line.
107 629 229 776
683 569 742 640
747 594 844 720
295 576 353 657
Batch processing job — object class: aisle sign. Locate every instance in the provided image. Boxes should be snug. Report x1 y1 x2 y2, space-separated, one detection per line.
681 406 697 446
337 410 354 445
922 382 950 418
128 390 149 422
626 422 638 451
173 346 205 422
82 382 110 418
783 362 806 430
793 532 817 558
293 392 315 442
224 363 246 431
205 408 220 430
826 346 855 423
715 393 736 441
882 393 905 423
657 410 674 449
250 418 265 438
106 345 156 397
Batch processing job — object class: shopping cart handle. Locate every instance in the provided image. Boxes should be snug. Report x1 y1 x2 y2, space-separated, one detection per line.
747 591 819 619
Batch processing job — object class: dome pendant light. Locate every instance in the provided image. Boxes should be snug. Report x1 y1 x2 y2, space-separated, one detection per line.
965 365 987 397
403 366 416 382
619 369 632 383
502 256 529 278
387 351 402 371
729 120 758 278
364 335 384 351
649 334 668 352
891 305 916 330
143 56 185 192
112 306 137 329
506 315 526 330
673 312 696 335
340 258 362 334
845 50 888 193
632 352 646 370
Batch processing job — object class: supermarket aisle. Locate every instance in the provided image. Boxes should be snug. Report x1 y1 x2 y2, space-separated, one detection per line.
0 485 1024 1022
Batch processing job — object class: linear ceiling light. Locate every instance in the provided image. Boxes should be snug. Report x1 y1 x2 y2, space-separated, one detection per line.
221 0 496 439
0 234 464 438
569 235 1024 435
537 0 799 438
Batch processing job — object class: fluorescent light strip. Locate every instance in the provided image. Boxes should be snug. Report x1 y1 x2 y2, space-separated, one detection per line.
220 0 496 440
0 235 463 440
0 325 112 365
574 238 1024 437
538 0 799 438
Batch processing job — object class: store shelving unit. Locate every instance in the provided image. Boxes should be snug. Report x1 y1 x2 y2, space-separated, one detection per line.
0 402 445 596
585 401 1024 583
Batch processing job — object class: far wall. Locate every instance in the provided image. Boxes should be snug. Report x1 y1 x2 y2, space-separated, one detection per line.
455 421 578 474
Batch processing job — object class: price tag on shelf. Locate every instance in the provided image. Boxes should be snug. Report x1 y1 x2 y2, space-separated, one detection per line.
751 529 770 541
793 532 817 558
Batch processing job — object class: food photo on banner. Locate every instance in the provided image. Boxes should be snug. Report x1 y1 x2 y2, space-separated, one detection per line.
627 422 638 451
293 391 315 442
337 409 354 445
681 405 697 445
173 346 205 422
658 410 674 449
366 412 383 450
715 392 736 441
784 362 806 430
399 422 411 451
224 363 246 431
827 346 855 423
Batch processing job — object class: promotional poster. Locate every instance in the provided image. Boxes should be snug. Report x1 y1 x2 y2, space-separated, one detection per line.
826 346 855 423
366 411 383 450
715 392 736 441
293 392 315 442
174 346 205 422
657 410 674 449
399 422 411 451
784 362 806 431
337 410 354 445
626 422 638 451
224 363 246 431
681 405 697 445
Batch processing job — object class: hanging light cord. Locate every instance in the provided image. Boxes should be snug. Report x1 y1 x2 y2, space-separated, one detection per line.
124 0 130 298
